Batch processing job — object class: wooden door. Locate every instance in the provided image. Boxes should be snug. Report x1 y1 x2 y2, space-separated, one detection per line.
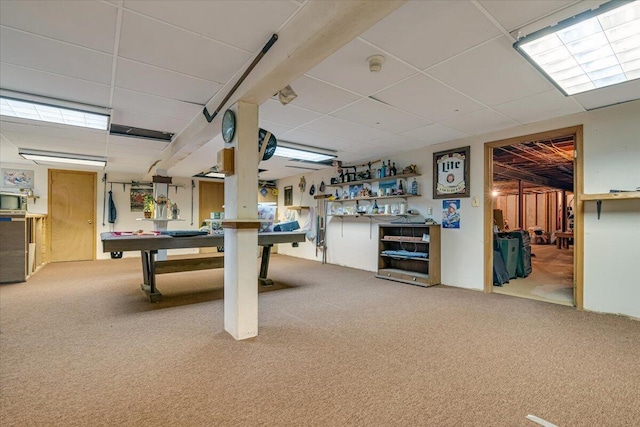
198 181 224 254
198 181 224 226
49 169 96 262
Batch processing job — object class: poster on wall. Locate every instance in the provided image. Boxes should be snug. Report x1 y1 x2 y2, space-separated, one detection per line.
442 199 461 229
130 188 153 211
1 168 34 189
433 146 470 199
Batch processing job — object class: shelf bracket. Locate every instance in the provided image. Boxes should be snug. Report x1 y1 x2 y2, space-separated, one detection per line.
596 200 602 220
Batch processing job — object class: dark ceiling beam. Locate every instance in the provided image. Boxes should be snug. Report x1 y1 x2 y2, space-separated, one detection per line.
494 162 573 191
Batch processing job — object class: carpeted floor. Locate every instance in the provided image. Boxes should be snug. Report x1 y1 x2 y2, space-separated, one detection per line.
1 254 639 426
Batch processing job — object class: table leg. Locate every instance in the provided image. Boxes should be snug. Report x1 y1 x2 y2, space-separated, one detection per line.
258 244 273 286
140 250 162 302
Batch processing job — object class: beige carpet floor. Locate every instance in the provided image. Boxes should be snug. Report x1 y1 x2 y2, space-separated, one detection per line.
1 254 639 426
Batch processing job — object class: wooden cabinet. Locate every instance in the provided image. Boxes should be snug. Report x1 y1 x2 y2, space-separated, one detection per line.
376 223 440 287
0 213 47 283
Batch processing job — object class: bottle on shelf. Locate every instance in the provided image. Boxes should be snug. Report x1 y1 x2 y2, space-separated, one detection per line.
398 180 404 195
411 178 419 195
372 199 379 214
380 161 386 178
391 162 397 176
387 160 392 175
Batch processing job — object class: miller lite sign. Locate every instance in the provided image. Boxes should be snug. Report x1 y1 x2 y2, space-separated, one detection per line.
433 146 470 199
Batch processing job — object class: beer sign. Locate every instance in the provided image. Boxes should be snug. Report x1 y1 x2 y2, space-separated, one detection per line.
433 146 470 199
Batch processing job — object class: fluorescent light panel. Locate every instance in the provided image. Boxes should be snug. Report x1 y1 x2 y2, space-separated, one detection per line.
514 1 640 95
273 142 336 162
19 149 107 167
204 172 226 178
0 96 109 130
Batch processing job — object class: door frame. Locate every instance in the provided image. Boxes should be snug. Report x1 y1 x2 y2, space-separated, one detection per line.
483 125 584 309
48 169 97 261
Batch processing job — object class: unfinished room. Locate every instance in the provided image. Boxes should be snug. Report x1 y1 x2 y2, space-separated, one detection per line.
1 1 639 426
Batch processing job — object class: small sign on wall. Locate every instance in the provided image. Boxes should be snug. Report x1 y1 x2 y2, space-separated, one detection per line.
442 199 461 229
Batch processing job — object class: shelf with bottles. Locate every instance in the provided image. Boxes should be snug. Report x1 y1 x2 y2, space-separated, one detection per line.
326 172 420 188
329 193 420 203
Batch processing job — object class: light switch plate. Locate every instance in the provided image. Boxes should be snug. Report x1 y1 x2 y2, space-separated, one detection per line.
472 197 479 207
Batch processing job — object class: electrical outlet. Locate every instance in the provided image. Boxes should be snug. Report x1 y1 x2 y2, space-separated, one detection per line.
427 207 433 215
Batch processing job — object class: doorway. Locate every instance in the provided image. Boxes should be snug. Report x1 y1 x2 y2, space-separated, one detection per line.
48 169 97 262
484 126 584 309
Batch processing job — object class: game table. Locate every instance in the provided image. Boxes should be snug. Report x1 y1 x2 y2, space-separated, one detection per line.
100 231 305 301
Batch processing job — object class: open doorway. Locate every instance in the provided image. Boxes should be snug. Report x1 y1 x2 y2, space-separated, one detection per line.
484 126 584 309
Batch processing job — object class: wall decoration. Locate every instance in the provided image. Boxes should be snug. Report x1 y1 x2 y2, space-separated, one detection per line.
284 186 293 206
442 199 461 229
130 187 153 212
1 168 34 189
433 146 470 199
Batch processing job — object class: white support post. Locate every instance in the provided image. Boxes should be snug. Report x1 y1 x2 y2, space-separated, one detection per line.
153 168 170 261
223 101 259 340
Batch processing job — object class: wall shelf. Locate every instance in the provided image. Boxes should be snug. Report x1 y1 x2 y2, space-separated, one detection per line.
331 193 421 203
326 172 420 187
581 191 640 219
581 191 640 201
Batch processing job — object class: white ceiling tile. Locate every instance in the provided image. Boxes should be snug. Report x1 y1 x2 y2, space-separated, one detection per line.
259 120 294 138
375 74 485 122
300 116 393 143
307 38 417 96
286 76 361 114
330 98 431 134
112 88 202 121
124 0 299 52
110 109 188 135
279 129 355 152
478 0 579 32
0 63 111 107
0 0 118 53
108 135 169 151
0 27 113 84
0 120 108 144
115 59 221 105
1 131 107 157
401 123 469 146
494 90 585 124
118 11 251 83
367 134 428 151
572 80 640 111
427 36 552 106
361 1 501 69
440 109 518 135
259 99 323 128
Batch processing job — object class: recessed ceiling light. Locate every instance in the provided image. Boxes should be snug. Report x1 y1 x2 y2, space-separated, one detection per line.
273 142 337 163
19 148 107 168
514 1 640 95
1 96 110 130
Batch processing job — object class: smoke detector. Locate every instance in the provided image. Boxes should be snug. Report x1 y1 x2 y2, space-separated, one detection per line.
367 55 385 72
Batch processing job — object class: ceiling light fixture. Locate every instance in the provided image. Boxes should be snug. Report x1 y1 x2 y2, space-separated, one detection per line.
514 0 640 95
367 54 385 72
19 148 107 168
204 172 226 179
273 141 337 163
0 95 110 130
278 85 298 105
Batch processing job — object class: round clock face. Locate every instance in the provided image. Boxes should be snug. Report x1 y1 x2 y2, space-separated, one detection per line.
221 109 236 143
258 128 277 161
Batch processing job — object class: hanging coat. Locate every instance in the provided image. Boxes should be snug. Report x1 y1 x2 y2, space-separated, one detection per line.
108 190 117 224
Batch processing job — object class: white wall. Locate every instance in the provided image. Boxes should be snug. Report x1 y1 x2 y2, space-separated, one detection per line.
0 163 203 260
278 100 640 318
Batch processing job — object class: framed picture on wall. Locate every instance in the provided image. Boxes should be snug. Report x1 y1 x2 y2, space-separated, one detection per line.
1 168 34 189
433 146 470 199
284 186 293 206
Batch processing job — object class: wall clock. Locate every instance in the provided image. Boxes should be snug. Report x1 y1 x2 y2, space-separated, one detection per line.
221 109 236 143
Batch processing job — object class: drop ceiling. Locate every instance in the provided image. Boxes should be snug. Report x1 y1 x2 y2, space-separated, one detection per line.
1 0 639 180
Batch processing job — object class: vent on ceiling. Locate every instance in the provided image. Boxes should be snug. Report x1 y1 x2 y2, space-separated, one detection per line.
110 124 174 142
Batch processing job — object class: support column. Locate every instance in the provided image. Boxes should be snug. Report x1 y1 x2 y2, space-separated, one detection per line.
153 169 170 261
223 101 259 340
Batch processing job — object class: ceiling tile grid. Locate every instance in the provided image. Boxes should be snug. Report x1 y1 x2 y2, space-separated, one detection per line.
360 0 502 70
117 11 252 84
0 0 118 53
330 98 432 134
0 27 113 85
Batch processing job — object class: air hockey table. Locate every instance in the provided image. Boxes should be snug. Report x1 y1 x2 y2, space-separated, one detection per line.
101 231 306 301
